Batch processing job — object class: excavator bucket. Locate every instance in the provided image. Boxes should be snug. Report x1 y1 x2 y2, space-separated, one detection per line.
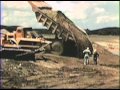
28 1 93 58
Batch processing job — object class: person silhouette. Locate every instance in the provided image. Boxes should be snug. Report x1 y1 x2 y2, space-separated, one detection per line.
93 49 99 65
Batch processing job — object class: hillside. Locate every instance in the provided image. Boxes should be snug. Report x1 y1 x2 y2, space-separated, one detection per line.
85 27 119 35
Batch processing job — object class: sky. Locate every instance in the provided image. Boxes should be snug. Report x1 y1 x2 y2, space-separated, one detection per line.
1 1 119 30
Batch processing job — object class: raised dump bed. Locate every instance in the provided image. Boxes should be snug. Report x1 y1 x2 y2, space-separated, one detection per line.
29 1 93 58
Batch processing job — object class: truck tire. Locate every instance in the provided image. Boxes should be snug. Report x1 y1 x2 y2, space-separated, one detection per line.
51 41 63 55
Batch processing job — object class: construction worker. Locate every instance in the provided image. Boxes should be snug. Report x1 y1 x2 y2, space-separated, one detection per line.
93 49 99 65
83 47 91 65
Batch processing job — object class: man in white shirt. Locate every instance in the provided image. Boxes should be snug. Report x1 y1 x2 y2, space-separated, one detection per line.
83 47 91 65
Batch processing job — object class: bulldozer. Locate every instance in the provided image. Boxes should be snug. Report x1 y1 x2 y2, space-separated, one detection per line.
0 26 64 60
1 1 93 60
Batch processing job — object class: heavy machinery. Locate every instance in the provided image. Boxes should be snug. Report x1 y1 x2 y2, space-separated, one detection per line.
0 1 93 60
0 27 49 59
28 1 93 58
0 25 66 59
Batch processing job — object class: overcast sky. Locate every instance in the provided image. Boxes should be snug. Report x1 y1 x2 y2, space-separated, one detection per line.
1 1 119 30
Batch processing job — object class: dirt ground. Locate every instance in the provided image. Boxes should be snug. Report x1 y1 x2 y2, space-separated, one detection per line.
1 35 120 89
89 35 119 56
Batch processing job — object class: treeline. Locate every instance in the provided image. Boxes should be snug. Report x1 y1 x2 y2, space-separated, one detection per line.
0 25 52 34
85 27 120 35
1 25 119 35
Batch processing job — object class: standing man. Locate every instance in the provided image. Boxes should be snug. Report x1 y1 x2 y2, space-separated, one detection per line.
83 47 91 65
93 49 99 65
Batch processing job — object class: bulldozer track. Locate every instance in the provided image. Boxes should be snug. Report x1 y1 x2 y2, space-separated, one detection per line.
16 43 50 57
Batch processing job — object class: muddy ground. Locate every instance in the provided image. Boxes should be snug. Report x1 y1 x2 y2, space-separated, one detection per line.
1 35 120 89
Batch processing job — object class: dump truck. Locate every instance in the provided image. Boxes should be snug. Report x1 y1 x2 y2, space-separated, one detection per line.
28 1 93 58
0 1 93 60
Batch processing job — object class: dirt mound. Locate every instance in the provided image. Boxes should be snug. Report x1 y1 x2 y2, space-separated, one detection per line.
92 42 119 67
2 45 119 89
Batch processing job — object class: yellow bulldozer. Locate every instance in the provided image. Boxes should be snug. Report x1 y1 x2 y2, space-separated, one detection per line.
0 26 64 60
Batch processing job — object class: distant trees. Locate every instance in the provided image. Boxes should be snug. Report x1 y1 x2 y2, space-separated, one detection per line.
85 27 119 35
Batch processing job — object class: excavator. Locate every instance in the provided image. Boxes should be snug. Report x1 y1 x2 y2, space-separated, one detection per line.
0 1 93 60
